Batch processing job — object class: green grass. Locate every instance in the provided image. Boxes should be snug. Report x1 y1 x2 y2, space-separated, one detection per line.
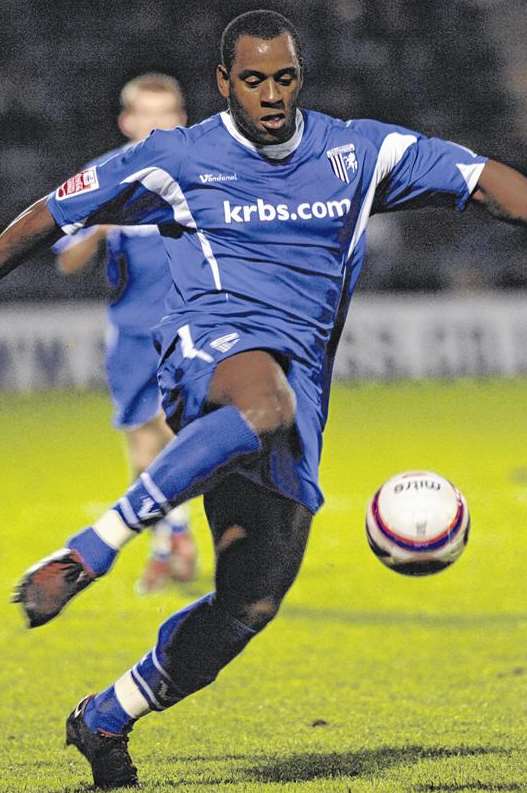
1 380 527 792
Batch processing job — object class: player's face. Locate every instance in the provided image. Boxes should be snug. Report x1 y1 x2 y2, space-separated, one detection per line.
217 33 303 146
119 90 187 141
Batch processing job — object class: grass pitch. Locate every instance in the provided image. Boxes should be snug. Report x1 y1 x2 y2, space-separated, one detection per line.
1 380 527 793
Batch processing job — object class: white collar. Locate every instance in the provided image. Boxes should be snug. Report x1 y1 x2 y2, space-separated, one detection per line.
220 109 304 160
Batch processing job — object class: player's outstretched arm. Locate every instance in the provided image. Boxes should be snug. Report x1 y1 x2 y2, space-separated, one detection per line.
472 159 527 224
0 198 62 281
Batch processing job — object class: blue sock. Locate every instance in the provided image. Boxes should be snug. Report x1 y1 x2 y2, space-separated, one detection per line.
64 406 259 576
67 527 119 577
83 593 256 734
84 685 132 735
115 406 261 531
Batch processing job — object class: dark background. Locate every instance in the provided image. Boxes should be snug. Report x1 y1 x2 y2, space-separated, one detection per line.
2 0 527 300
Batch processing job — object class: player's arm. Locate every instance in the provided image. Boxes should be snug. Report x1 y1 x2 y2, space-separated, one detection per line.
356 120 488 215
471 159 527 225
55 227 110 274
0 197 62 281
0 128 184 283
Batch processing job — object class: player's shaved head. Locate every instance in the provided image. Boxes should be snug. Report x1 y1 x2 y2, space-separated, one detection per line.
217 11 303 147
220 10 303 75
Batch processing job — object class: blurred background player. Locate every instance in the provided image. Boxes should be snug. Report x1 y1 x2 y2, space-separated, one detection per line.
53 73 197 594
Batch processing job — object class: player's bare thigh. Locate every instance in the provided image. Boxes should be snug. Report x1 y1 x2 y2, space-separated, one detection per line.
124 412 174 476
208 349 296 436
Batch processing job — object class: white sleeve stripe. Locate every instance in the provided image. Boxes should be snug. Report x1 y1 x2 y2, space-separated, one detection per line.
122 166 223 291
456 161 486 194
374 132 418 184
121 167 197 228
346 132 417 262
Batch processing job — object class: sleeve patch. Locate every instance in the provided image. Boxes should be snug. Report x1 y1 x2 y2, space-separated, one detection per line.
56 167 99 201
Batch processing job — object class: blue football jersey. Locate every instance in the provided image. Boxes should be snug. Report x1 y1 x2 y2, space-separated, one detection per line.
52 146 172 331
48 110 487 364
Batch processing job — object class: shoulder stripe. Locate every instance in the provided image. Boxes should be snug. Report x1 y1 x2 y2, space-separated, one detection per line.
122 167 223 290
121 167 196 228
346 132 416 262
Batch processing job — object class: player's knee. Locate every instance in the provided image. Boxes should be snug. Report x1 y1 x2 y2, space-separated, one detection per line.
210 350 296 436
242 381 296 436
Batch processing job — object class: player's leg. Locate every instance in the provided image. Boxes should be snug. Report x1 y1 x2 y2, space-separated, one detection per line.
108 331 196 586
126 415 197 593
14 350 296 626
79 350 295 560
66 475 312 787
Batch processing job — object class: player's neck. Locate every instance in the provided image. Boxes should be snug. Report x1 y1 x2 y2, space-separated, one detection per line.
221 109 304 160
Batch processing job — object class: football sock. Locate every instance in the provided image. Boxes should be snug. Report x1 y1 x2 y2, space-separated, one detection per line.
83 593 256 734
114 406 261 529
68 407 260 575
68 511 137 577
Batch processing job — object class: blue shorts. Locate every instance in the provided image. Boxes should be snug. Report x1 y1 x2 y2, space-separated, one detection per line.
105 325 161 429
156 316 325 514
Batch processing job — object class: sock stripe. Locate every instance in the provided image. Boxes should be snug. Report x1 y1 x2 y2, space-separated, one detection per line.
152 648 174 682
113 672 151 719
118 496 141 529
131 666 164 712
140 472 170 514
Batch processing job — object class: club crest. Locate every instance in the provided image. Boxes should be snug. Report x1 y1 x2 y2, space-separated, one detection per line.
326 143 358 184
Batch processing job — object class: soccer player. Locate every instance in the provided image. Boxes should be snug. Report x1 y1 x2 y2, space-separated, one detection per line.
54 73 197 594
2 9 527 789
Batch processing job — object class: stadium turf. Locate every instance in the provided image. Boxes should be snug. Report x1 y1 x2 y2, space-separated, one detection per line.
1 380 527 792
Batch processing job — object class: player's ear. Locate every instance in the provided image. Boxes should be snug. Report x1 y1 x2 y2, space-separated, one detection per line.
216 64 230 99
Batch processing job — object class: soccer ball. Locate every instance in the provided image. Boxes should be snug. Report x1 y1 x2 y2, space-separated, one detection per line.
365 471 470 576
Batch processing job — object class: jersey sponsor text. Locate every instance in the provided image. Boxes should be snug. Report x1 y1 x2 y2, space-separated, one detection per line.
223 197 352 224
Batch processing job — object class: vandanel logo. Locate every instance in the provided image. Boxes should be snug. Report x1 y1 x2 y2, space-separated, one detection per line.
199 173 238 184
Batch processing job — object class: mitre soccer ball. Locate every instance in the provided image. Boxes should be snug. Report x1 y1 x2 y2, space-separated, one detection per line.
365 471 470 576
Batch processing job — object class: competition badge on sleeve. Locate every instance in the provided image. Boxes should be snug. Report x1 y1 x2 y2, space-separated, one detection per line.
56 167 100 201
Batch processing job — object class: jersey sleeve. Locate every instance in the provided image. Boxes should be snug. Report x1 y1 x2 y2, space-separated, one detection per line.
349 119 487 214
47 129 189 234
